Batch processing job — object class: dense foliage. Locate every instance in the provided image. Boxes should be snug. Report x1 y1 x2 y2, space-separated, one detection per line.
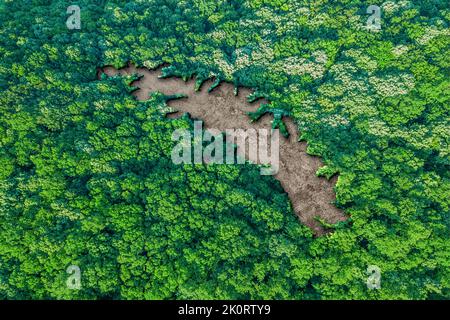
0 0 448 299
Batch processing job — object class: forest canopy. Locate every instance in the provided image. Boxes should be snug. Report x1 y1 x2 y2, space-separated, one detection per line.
0 0 448 299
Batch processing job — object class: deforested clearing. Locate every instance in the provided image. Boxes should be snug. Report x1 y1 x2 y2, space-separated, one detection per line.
101 64 347 234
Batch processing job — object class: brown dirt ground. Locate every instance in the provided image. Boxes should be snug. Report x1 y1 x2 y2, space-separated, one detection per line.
99 64 347 235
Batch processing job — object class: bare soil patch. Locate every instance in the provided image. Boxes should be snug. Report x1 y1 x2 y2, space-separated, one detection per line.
99 64 347 235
